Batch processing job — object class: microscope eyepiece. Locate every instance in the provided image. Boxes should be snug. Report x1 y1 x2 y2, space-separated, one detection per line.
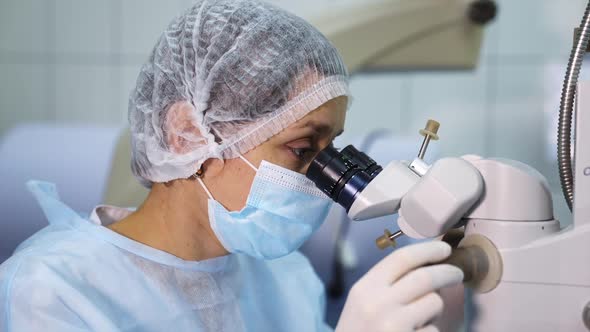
306 145 382 211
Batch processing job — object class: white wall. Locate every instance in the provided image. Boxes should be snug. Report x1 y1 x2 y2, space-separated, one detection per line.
0 0 585 224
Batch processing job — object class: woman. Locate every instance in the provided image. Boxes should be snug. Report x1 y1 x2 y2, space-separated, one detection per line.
0 1 462 331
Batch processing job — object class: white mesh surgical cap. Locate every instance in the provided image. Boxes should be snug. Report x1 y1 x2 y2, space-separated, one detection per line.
129 0 350 186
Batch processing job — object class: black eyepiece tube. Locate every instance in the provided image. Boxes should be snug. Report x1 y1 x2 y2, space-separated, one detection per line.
306 144 382 211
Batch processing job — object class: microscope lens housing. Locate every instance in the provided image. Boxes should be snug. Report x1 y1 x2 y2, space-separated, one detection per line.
306 145 383 211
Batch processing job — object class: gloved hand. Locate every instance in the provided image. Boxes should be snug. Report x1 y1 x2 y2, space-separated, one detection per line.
335 241 463 332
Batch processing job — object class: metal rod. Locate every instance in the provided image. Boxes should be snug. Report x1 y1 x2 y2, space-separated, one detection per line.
389 230 403 241
418 136 430 159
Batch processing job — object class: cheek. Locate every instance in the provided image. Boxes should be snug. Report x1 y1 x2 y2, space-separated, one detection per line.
269 146 309 173
213 160 256 211
246 143 301 171
234 178 254 210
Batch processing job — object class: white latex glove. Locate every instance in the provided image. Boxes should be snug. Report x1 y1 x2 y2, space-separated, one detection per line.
433 283 465 332
335 241 463 332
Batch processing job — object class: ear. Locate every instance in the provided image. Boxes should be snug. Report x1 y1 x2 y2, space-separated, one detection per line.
165 101 206 154
201 158 225 178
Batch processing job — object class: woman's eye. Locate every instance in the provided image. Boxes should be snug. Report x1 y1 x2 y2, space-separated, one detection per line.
291 148 305 159
291 148 314 160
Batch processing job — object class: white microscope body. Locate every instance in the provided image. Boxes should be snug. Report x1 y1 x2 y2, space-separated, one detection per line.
343 83 590 330
458 82 590 332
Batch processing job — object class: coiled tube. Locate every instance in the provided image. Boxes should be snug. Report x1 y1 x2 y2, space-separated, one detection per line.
557 0 590 211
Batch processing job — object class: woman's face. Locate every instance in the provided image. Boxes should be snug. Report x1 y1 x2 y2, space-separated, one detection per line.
245 95 348 174
202 96 347 211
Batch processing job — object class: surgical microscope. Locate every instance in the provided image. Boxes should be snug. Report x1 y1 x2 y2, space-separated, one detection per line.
306 3 590 331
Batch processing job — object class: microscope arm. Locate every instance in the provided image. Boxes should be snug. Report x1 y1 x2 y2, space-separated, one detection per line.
348 156 484 239
347 160 421 221
398 157 484 238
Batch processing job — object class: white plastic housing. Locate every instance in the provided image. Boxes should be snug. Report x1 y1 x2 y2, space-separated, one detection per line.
465 218 560 249
397 157 484 238
462 81 590 332
465 157 554 221
348 161 420 220
465 221 590 331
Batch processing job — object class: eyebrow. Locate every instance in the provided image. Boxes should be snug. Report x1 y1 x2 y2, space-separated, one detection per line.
298 121 344 138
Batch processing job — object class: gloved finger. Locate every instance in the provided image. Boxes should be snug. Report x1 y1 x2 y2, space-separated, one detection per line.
433 282 465 331
415 324 440 332
366 241 452 285
404 292 444 329
389 264 463 304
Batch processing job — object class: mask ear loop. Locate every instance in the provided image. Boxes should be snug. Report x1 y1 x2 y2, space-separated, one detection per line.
193 168 214 200
239 155 258 172
194 155 256 200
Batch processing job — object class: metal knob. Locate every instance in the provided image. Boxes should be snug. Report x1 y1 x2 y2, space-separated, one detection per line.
583 302 590 330
418 119 440 159
376 229 404 250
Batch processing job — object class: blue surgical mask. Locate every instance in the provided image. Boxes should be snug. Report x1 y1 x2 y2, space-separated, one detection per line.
197 156 333 260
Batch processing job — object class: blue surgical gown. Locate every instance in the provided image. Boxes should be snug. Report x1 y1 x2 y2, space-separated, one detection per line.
0 181 331 331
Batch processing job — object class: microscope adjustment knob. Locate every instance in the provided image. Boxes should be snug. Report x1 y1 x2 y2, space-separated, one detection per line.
417 119 440 160
376 229 403 250
419 119 440 141
583 302 590 330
